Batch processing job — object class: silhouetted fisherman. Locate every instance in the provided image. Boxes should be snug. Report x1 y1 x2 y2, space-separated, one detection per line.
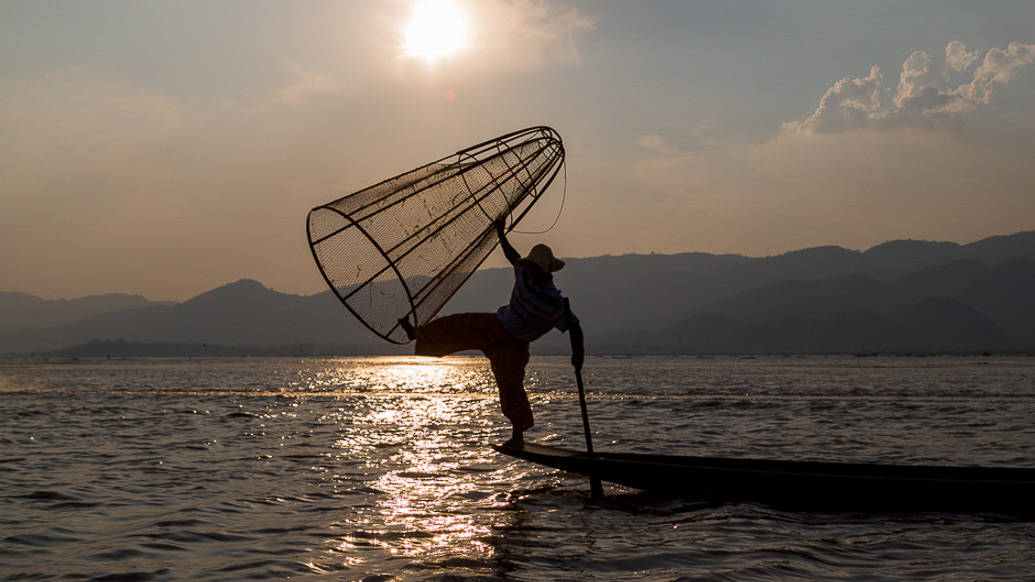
400 219 582 448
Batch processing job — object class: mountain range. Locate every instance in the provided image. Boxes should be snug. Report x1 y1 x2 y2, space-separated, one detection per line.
3 231 1034 356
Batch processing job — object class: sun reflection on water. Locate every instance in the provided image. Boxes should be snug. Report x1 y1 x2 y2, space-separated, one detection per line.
289 356 499 395
317 357 511 569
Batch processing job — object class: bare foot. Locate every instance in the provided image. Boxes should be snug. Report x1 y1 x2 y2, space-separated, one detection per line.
502 429 524 449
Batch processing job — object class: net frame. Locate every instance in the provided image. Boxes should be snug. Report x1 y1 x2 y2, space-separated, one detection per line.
307 126 565 344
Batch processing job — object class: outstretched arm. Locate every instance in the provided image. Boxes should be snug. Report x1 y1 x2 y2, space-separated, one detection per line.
495 219 521 265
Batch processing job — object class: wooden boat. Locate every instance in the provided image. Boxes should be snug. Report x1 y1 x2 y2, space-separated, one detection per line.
494 443 1035 516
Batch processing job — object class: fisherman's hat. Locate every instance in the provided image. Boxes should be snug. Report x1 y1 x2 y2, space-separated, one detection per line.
525 244 565 273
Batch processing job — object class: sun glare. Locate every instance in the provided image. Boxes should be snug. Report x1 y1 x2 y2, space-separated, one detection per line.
402 0 470 63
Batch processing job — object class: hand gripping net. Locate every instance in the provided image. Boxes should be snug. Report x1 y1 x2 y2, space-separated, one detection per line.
307 126 565 344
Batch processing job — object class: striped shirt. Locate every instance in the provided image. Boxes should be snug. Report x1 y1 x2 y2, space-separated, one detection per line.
496 260 578 342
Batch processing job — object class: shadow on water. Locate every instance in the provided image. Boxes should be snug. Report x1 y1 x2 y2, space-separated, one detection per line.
485 484 1035 581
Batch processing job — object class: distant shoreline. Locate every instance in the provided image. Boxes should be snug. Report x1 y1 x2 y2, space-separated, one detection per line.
4 340 1033 361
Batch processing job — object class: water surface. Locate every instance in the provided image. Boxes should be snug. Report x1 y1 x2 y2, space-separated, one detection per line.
2 356 1034 580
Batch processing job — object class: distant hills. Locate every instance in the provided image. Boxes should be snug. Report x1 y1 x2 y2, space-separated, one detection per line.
3 230 1034 356
0 280 390 357
0 292 169 333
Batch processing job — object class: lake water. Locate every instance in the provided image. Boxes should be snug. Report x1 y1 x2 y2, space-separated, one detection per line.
2 356 1034 580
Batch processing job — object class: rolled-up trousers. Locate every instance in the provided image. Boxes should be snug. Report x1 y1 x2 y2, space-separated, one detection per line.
413 313 533 431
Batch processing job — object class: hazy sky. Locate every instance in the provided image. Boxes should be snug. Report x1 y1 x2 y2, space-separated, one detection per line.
3 1 1034 300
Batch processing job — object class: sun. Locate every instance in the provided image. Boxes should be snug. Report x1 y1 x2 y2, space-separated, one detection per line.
402 0 470 63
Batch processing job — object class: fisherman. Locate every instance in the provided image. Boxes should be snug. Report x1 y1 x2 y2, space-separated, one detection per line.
399 219 582 448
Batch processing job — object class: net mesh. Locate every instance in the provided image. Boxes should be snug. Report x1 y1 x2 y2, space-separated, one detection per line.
307 126 565 344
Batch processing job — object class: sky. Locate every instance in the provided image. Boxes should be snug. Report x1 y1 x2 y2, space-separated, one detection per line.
2 0 1034 301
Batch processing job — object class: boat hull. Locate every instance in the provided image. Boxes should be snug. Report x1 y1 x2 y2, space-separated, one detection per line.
494 443 1035 516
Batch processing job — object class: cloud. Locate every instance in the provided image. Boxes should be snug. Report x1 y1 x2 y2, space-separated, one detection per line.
963 41 1035 103
629 127 1035 256
633 39 1035 254
945 41 979 72
634 134 679 155
467 0 598 70
796 65 884 134
791 41 1035 134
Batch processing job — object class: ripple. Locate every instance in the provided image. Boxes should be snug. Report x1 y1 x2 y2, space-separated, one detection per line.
213 559 308 574
88 548 154 561
153 519 211 527
19 490 80 501
142 530 259 543
2 356 1034 580
3 531 84 547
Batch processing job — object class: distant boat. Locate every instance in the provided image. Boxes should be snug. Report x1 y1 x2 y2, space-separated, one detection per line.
494 443 1035 516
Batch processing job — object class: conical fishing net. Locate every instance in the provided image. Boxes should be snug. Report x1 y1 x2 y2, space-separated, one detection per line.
307 126 565 344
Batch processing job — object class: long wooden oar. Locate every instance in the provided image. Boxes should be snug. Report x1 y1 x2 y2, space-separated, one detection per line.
567 301 603 498
573 363 603 499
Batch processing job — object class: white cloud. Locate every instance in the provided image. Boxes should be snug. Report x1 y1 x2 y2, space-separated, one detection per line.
633 39 1035 254
792 41 1035 134
962 41 1035 103
945 41 979 72
895 50 933 108
796 66 884 134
